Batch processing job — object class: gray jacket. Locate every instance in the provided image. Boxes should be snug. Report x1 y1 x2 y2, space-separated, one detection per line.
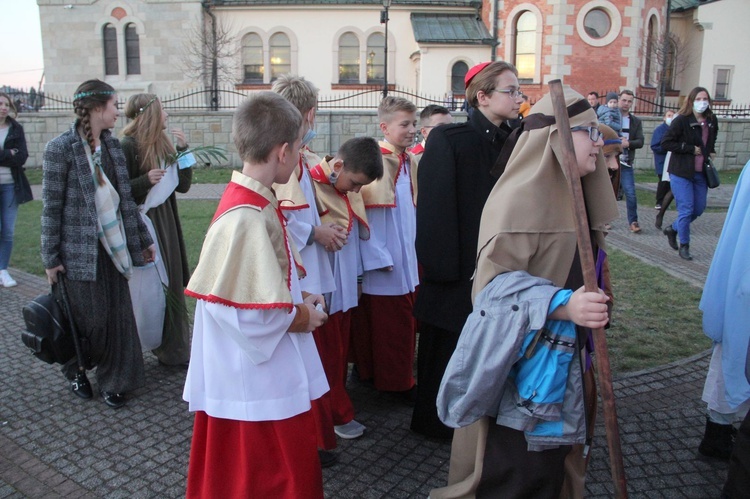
41 122 152 281
437 270 586 451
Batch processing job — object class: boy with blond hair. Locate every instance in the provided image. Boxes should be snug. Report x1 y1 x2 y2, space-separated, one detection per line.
183 92 329 498
351 96 420 396
271 74 345 461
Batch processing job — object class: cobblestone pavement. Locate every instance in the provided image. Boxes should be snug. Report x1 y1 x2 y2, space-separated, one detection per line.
1 183 737 497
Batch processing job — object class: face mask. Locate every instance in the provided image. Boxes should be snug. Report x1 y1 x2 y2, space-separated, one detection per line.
328 170 338 185
665 117 673 126
301 127 317 148
693 101 709 114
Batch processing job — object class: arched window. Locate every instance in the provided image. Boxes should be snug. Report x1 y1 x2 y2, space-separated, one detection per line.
451 61 469 94
513 11 536 82
644 16 658 86
242 33 264 83
664 37 677 91
338 32 360 83
269 32 291 81
366 33 385 84
125 23 140 75
103 24 118 75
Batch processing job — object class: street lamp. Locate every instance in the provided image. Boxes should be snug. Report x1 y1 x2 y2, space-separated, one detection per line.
380 0 392 98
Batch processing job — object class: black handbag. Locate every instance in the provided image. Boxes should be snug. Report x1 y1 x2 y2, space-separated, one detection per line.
705 158 720 189
22 287 75 364
21 275 88 367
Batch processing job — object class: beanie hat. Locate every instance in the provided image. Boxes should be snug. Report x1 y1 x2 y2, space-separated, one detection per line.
605 92 619 103
599 124 622 155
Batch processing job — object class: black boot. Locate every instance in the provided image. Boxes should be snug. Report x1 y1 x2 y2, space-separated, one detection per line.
664 226 678 250
679 244 693 261
71 371 93 399
699 418 735 460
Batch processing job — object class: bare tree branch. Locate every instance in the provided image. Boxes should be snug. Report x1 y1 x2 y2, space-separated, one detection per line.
179 14 240 87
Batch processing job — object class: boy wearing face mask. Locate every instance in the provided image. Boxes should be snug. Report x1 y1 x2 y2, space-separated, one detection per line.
271 74 345 465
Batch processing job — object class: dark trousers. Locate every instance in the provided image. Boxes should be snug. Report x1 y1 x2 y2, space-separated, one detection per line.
723 410 750 498
410 323 460 439
655 179 671 207
477 424 570 499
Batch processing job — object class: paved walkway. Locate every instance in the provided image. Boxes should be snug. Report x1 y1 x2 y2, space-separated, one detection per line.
1 182 737 497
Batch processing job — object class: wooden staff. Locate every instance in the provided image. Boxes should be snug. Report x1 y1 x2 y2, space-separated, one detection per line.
548 79 628 498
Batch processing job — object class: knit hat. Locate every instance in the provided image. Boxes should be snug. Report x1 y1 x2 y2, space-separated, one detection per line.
605 92 619 103
599 124 622 155
464 62 491 89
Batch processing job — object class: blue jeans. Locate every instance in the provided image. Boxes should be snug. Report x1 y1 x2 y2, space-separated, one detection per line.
0 182 19 270
669 172 707 245
620 165 638 224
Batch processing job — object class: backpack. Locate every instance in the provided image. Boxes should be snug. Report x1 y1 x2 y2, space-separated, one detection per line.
21 289 76 365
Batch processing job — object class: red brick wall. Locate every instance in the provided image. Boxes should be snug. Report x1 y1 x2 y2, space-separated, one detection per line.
486 0 667 103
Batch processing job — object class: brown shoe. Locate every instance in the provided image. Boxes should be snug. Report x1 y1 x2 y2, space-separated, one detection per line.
629 221 641 233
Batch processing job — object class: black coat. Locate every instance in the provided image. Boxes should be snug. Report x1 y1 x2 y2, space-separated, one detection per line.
621 112 644 166
414 111 512 333
661 113 718 180
0 117 30 204
0 117 29 170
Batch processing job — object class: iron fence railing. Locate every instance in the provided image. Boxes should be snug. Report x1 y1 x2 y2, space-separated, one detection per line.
3 85 465 113
5 86 750 117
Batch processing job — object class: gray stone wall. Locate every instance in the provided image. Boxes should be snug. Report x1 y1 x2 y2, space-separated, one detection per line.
18 111 750 171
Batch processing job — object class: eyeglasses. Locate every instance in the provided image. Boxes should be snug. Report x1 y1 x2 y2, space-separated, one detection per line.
570 126 603 142
490 88 523 99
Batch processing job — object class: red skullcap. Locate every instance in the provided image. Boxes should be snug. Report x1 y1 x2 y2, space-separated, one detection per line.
464 62 491 89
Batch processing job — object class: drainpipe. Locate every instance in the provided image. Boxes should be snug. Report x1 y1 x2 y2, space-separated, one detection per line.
202 1 219 111
659 0 672 113
490 0 499 61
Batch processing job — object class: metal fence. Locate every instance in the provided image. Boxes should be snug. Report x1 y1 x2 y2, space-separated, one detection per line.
594 90 750 118
6 86 750 117
4 85 464 113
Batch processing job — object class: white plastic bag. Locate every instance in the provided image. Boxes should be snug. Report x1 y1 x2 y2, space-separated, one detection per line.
129 262 165 351
128 165 178 351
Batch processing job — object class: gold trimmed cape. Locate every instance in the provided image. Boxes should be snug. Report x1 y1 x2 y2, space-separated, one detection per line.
309 157 370 240
272 148 322 211
185 171 304 310
360 141 418 208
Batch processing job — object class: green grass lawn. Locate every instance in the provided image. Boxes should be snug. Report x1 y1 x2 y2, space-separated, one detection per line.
605 248 710 372
633 168 742 185
10 198 710 375
24 168 745 187
24 167 238 186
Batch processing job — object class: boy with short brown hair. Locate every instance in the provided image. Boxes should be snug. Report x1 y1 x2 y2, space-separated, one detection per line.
183 91 329 498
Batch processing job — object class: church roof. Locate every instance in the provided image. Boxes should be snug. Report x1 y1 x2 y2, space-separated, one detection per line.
410 13 492 44
212 0 481 6
671 0 723 12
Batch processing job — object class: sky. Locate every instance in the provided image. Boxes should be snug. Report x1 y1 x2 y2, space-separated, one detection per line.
2 1 44 90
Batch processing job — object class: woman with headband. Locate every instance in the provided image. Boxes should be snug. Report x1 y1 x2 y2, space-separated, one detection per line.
42 79 155 409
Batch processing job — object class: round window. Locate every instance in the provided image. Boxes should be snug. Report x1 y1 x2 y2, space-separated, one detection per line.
577 1 621 47
583 9 611 39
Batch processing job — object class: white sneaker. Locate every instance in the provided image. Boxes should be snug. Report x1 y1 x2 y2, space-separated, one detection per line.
334 419 366 439
0 270 17 288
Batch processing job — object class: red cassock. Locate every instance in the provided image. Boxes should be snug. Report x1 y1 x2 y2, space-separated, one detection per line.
187 411 323 498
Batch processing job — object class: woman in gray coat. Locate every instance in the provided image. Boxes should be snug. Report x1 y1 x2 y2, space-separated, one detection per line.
42 79 155 409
